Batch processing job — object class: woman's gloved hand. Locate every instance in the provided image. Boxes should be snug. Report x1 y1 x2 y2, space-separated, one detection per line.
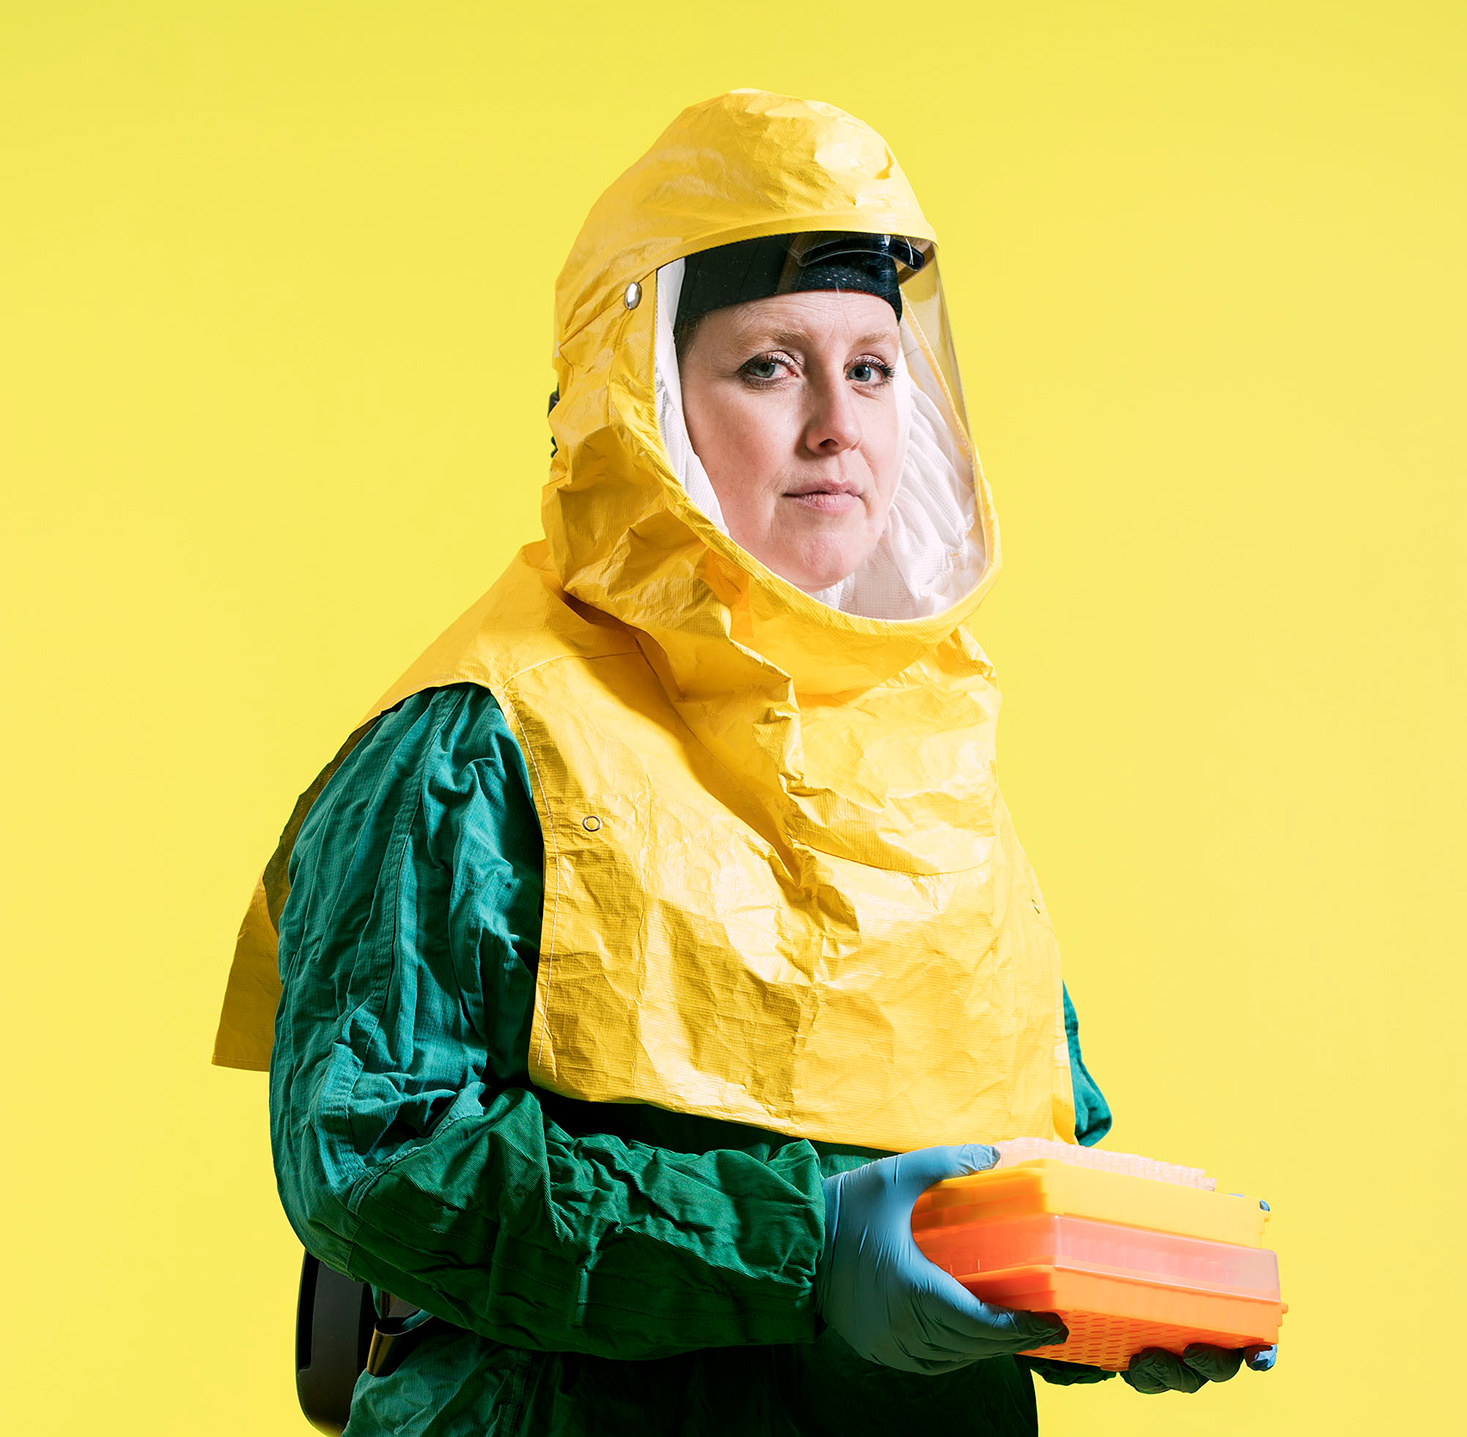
1121 1342 1275 1393
1024 1343 1276 1392
1017 1356 1118 1385
815 1143 1067 1374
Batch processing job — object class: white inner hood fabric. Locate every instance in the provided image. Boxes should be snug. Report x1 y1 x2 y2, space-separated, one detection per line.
655 258 987 621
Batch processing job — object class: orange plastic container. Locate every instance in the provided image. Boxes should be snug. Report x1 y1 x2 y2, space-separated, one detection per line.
911 1162 1285 1371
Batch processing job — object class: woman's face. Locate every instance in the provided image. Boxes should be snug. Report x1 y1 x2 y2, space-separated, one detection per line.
679 289 903 592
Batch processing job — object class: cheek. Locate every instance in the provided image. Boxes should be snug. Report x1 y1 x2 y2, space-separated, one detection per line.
868 402 903 494
693 391 796 504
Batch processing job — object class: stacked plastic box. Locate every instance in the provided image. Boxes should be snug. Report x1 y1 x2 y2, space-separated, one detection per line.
910 1146 1285 1371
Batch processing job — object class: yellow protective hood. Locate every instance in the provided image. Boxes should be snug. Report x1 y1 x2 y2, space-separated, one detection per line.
549 91 984 693
215 90 1075 1154
544 91 1004 869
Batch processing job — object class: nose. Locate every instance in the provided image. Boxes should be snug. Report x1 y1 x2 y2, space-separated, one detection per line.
802 371 863 457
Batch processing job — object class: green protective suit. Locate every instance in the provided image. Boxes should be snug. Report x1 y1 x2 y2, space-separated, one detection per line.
271 684 1112 1436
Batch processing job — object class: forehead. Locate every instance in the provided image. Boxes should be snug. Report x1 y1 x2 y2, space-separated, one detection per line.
700 289 899 347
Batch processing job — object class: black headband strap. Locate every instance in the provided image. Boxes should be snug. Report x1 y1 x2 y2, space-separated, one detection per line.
675 232 928 329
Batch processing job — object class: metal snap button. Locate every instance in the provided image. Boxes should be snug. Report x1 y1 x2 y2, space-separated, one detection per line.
623 281 642 310
582 815 602 832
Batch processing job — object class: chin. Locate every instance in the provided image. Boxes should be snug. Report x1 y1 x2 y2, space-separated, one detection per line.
781 546 867 594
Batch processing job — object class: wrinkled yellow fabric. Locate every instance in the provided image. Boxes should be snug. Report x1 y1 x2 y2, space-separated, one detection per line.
215 90 1076 1152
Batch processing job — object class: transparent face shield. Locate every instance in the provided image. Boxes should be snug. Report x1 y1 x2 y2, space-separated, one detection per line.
655 231 985 622
790 235 968 437
891 241 970 441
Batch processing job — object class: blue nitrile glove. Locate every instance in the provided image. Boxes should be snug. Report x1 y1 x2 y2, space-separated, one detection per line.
1018 1356 1117 1386
1024 1343 1276 1392
1123 1344 1247 1393
815 1143 1068 1374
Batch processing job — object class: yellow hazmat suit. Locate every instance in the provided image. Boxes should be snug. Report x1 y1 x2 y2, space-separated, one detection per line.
216 89 1076 1155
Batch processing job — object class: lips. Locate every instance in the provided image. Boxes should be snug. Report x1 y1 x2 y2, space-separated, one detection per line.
785 487 861 514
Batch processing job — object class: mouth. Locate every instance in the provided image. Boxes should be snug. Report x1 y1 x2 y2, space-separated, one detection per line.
783 482 862 514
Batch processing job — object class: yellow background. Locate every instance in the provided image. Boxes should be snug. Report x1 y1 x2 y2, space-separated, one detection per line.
3 3 1462 1432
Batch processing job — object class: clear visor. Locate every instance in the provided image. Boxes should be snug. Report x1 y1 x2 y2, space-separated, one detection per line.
895 244 968 438
780 232 971 438
655 234 986 622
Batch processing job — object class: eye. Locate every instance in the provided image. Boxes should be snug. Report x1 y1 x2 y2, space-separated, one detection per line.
738 352 794 384
848 359 895 386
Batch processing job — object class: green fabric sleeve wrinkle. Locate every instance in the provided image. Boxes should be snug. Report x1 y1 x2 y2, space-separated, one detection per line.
272 684 824 1360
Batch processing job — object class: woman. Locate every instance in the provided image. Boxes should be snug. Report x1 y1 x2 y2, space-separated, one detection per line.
214 90 1252 1434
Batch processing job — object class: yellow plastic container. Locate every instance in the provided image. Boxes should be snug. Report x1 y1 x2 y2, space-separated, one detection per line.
911 1161 1285 1371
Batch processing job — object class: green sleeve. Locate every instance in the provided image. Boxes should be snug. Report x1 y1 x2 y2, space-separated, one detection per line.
270 685 824 1360
1062 985 1112 1147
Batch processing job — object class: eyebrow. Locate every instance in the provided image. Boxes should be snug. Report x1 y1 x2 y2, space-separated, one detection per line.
739 326 897 350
